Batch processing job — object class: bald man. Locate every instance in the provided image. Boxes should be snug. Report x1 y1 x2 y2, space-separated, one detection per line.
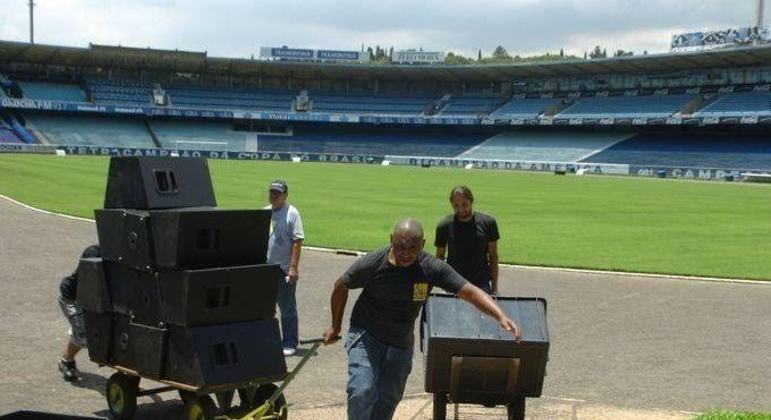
323 219 521 420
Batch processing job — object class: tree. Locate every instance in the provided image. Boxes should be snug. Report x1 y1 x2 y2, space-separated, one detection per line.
492 45 511 60
559 48 564 57
614 49 633 57
478 49 482 61
444 51 474 65
589 45 607 59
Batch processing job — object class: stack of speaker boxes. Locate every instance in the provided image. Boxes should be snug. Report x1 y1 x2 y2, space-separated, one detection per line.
78 156 287 387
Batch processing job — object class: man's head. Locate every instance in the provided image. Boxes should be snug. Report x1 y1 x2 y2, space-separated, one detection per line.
390 218 425 267
268 179 288 209
449 185 474 222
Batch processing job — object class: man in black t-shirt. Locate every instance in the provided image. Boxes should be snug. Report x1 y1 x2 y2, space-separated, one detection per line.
323 219 520 420
435 185 501 295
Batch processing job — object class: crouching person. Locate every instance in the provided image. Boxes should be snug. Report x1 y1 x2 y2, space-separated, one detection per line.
57 245 101 382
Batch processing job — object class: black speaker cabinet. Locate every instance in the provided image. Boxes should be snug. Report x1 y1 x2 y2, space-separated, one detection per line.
102 262 163 325
103 156 216 210
83 311 112 365
77 258 111 313
103 261 280 327
164 319 287 387
109 315 167 378
158 264 281 326
423 294 549 404
95 208 270 272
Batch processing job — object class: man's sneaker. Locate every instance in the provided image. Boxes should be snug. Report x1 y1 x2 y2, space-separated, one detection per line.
282 348 296 357
58 358 79 382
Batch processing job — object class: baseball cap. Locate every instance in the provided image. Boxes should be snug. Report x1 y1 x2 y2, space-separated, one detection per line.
269 179 288 193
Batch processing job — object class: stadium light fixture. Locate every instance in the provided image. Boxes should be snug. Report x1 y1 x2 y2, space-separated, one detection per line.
28 0 36 44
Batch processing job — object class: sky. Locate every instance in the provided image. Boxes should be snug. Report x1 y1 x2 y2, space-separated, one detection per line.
0 0 765 59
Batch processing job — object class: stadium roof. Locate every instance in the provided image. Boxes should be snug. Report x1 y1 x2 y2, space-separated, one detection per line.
1 40 771 82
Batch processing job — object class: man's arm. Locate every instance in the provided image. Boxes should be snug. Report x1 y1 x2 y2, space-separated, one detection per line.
323 277 349 344
436 246 446 260
435 222 447 260
287 239 303 285
456 282 521 341
488 240 499 294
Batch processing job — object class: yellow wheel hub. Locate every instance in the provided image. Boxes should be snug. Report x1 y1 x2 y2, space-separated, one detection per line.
108 383 125 413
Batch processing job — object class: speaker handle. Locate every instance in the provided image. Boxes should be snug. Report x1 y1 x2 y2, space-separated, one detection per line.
299 336 340 345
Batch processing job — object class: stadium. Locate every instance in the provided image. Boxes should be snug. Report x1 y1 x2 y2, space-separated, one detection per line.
0 1 770 419
0 39 770 179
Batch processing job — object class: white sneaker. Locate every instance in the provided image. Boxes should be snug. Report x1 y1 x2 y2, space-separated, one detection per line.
282 348 296 357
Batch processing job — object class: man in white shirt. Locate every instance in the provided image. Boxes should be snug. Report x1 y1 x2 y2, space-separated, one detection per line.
265 179 305 356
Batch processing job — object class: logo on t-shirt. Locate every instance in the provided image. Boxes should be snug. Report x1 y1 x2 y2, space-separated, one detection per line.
413 282 429 301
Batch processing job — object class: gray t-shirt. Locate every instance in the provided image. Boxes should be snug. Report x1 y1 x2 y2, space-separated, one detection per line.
341 247 468 348
265 203 304 271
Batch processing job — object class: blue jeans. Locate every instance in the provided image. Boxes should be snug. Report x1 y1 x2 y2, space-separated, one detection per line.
276 273 298 349
346 327 413 420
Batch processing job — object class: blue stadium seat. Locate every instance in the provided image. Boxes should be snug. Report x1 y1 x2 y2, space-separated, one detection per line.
557 94 695 118
696 91 771 116
488 98 564 119
0 126 22 144
257 126 489 156
150 119 252 151
18 81 87 102
458 130 634 161
26 113 156 148
166 86 294 111
439 94 506 116
87 78 153 105
581 132 771 170
309 92 434 115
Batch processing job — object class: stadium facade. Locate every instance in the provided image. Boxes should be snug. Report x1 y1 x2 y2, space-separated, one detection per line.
1 40 770 180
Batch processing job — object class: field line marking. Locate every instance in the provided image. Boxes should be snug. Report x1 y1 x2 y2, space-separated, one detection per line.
0 194 95 223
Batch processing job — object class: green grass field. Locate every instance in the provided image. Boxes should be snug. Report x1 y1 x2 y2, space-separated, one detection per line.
694 410 771 420
1 154 770 280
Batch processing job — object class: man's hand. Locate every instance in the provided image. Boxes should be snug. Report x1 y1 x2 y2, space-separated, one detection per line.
323 326 341 345
500 317 522 342
287 266 299 285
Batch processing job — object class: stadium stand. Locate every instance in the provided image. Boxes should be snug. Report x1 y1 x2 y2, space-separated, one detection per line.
440 94 507 116
308 92 433 115
695 91 771 116
0 123 22 143
25 113 156 148
87 78 153 105
2 114 36 144
150 119 254 151
557 94 696 118
457 130 634 161
256 126 490 156
165 86 294 111
581 131 771 170
18 81 87 102
488 97 565 119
